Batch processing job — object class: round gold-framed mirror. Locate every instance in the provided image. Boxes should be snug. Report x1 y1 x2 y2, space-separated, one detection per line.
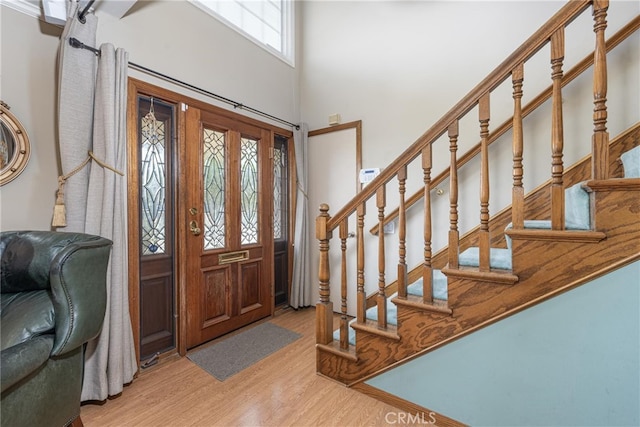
0 101 31 185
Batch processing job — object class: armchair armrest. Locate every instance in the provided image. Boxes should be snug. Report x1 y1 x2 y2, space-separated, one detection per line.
49 235 112 355
1 231 112 356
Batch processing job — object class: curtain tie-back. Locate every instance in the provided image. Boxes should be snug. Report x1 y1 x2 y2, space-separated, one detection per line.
52 151 124 227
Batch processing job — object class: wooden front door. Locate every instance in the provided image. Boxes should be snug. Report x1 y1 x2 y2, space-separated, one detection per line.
184 106 273 349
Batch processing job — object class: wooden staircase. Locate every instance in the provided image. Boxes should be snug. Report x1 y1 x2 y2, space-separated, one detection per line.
314 0 640 387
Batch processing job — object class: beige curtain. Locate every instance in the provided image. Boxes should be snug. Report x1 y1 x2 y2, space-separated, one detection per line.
57 1 137 401
290 123 312 308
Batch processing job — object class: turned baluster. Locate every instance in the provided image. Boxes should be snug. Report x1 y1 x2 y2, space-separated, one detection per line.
592 0 609 180
397 166 408 298
448 122 460 269
356 203 366 323
512 64 525 229
422 145 433 303
316 203 333 345
550 28 565 230
376 186 387 328
478 94 491 272
339 219 349 350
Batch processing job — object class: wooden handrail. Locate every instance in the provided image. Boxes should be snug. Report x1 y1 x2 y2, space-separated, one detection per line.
324 0 591 232
369 14 640 235
316 0 639 350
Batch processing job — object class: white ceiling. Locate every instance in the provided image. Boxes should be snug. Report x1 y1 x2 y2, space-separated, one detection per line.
2 0 139 25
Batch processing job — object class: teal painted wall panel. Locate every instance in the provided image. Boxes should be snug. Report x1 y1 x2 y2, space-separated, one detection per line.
367 261 640 426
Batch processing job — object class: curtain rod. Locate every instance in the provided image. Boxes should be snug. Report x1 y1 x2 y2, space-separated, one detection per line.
68 37 300 130
77 0 96 24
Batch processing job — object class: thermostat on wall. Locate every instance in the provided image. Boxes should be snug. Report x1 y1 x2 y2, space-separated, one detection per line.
359 168 380 184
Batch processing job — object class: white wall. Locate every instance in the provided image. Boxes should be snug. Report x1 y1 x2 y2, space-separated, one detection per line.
0 0 300 231
300 0 640 312
95 1 298 122
0 6 62 231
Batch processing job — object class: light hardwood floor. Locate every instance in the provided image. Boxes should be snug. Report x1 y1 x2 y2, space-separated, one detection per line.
81 308 410 427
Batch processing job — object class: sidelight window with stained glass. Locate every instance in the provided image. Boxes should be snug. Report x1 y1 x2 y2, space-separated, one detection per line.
140 101 168 255
273 137 287 240
240 137 259 245
203 128 226 250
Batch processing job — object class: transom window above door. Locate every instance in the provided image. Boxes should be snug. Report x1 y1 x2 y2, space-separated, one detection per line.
189 0 295 66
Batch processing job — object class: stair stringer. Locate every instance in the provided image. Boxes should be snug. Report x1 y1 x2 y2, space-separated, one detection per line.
317 309 452 385
402 178 640 378
317 179 640 386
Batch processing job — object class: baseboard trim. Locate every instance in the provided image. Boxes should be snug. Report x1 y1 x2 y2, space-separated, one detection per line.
351 382 467 427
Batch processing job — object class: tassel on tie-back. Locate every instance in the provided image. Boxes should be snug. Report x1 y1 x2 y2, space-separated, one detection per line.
52 151 124 227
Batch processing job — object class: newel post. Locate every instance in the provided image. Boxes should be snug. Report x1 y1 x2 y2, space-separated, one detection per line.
316 203 333 345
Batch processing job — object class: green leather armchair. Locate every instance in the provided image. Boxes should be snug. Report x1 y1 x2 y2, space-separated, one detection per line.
0 231 112 427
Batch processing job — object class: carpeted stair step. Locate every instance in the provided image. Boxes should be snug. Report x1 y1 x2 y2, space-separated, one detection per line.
620 144 639 178
460 180 593 271
332 145 639 348
333 269 448 346
458 247 512 270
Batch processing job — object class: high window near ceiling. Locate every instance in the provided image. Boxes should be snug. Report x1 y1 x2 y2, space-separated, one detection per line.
190 0 294 65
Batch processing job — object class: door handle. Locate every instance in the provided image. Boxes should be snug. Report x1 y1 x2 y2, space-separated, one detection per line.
189 220 201 236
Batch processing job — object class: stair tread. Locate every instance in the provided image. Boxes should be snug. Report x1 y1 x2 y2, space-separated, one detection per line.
584 177 640 191
333 269 448 345
316 341 358 362
350 320 400 341
505 228 607 243
392 294 453 315
442 266 519 284
406 269 448 300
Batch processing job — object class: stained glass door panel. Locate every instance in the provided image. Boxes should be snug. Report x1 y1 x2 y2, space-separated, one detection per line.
185 107 272 349
138 96 176 360
203 128 226 250
273 135 289 306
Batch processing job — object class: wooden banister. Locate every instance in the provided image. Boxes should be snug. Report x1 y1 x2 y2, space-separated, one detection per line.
550 28 566 230
422 144 433 303
511 63 525 230
326 0 591 233
357 203 366 323
376 187 387 328
316 0 638 357
397 165 408 299
478 94 491 272
448 122 460 269
592 0 610 180
369 14 639 235
316 203 332 345
339 219 349 350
